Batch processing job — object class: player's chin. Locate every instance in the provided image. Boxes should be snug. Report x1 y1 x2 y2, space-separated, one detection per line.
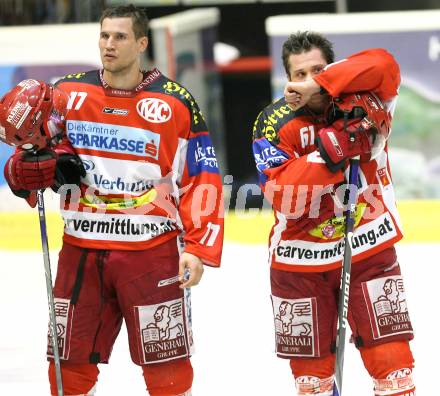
309 94 328 107
102 63 119 73
102 57 117 67
310 92 324 100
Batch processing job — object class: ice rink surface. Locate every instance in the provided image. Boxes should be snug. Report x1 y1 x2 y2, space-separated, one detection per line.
0 242 438 395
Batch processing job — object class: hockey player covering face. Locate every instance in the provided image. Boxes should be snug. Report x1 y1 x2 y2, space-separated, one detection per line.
252 32 415 396
1 4 224 396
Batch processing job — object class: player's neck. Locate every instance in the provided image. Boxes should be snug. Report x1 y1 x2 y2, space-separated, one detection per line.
307 95 329 114
102 66 143 91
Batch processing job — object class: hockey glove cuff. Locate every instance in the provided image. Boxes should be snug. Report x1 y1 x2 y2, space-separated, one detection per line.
52 152 86 192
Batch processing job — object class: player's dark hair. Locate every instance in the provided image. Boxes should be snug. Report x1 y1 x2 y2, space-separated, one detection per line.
100 4 149 39
282 31 334 75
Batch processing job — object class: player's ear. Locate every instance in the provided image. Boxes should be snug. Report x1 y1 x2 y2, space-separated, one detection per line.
139 36 148 53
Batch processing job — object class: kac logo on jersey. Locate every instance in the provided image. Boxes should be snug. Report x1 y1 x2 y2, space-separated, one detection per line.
137 98 172 123
187 134 219 177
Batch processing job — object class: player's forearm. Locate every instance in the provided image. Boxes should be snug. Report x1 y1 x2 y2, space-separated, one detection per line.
314 48 400 100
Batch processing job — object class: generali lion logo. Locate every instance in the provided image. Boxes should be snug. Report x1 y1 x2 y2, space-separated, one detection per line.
145 303 184 341
137 298 189 364
371 278 407 319
362 275 413 339
137 98 172 123
272 296 319 358
276 301 312 336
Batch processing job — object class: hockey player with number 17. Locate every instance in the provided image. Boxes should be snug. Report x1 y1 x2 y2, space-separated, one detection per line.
0 4 224 396
252 32 415 396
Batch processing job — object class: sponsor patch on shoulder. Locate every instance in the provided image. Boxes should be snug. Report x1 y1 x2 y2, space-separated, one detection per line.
187 134 219 176
252 138 289 173
64 72 86 79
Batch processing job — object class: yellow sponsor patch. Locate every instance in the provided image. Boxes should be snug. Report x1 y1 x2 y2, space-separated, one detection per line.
308 203 367 240
80 188 157 210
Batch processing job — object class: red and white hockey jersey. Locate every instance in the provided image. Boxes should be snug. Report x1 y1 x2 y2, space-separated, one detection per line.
56 69 223 266
252 49 403 272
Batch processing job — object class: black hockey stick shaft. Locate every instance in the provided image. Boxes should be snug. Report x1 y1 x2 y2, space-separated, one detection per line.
36 190 64 396
333 157 360 396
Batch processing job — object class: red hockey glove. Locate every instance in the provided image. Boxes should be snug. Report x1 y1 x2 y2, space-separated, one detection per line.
316 119 373 173
4 149 58 192
294 192 339 233
4 140 85 207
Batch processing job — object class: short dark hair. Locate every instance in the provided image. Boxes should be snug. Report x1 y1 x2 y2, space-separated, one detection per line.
282 31 334 75
100 4 149 39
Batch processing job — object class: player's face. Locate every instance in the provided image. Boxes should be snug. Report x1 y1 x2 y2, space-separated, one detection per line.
287 47 328 109
99 17 148 74
287 47 327 82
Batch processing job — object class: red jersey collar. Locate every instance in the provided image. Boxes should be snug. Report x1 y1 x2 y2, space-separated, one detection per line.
99 68 162 97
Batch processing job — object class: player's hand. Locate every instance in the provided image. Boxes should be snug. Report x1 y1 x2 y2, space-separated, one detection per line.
4 149 58 191
179 252 204 288
284 79 321 110
316 119 373 173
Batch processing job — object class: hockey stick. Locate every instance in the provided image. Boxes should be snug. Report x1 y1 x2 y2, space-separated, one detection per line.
332 157 360 396
36 189 64 396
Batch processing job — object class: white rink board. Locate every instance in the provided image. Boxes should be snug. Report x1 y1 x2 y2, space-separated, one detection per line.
0 243 437 395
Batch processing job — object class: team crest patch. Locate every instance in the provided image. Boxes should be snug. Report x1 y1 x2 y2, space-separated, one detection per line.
272 296 319 358
47 298 74 360
135 298 191 364
136 98 172 123
362 276 413 339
